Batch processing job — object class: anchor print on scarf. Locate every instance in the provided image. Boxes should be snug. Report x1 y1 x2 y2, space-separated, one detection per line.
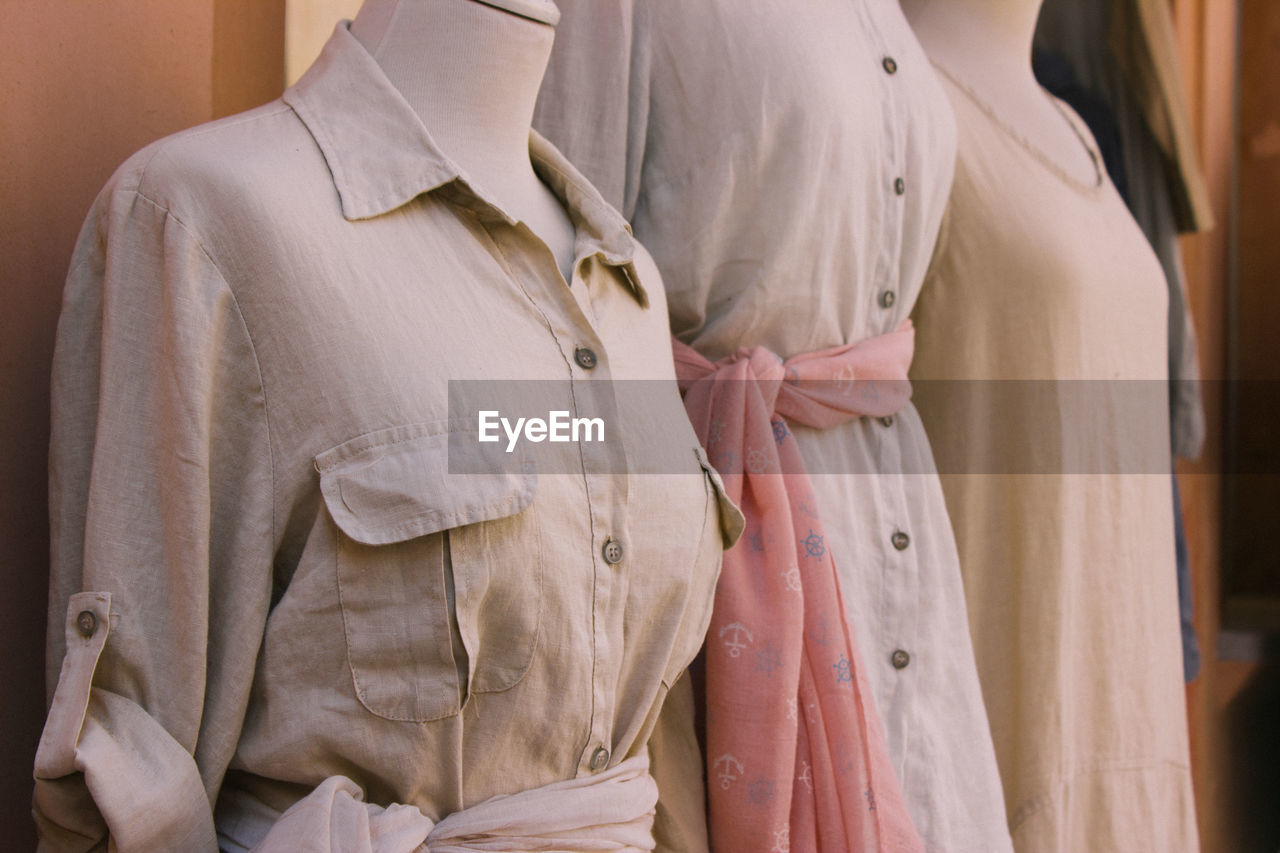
672 325 924 852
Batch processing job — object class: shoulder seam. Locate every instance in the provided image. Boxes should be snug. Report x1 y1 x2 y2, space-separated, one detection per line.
125 191 280 551
128 103 295 197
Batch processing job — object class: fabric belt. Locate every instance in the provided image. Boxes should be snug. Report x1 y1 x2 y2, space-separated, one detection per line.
216 754 658 853
673 321 925 852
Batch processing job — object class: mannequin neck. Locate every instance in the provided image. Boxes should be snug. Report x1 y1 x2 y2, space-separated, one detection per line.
351 0 576 279
900 0 1044 90
352 0 553 211
901 0 1099 188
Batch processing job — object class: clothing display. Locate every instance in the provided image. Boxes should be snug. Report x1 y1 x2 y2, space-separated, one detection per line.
910 69 1199 852
535 2 1014 851
34 21 739 851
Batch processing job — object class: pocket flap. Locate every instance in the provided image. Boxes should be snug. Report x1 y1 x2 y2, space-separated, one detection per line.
316 422 536 546
694 446 745 549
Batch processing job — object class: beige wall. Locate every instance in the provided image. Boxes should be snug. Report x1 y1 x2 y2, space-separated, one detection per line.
287 0 365 84
0 1 283 844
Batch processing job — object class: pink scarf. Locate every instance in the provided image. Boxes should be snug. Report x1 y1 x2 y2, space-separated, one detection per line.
674 323 924 853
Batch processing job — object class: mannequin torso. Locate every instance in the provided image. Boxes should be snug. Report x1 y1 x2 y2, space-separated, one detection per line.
905 2 1201 850
352 0 576 280
535 3 1020 850
901 0 1100 187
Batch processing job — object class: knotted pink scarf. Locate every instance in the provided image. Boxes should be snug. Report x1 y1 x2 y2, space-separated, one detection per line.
674 322 924 853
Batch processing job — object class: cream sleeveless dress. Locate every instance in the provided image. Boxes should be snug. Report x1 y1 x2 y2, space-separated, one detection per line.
911 71 1199 852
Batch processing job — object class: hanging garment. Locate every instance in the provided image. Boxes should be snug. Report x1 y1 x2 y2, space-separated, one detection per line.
34 22 740 851
910 69 1200 853
1110 0 1216 234
534 3 1013 851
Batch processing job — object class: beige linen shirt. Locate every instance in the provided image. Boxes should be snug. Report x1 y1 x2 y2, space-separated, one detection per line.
535 2 1013 851
35 23 739 852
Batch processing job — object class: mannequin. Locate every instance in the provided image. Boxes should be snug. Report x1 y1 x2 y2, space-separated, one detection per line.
904 1 1200 851
534 2 1016 851
901 0 1098 188
32 0 739 848
352 0 576 280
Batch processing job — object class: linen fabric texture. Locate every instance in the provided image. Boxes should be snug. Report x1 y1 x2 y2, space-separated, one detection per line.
673 327 923 852
910 73 1200 852
1035 0 1208 460
219 755 659 852
1034 0 1208 682
34 22 741 852
534 2 1013 851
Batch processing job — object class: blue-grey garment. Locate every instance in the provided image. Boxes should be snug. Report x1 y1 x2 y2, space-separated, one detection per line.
1173 475 1201 680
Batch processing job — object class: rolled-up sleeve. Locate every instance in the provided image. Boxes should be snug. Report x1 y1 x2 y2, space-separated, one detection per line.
35 178 275 851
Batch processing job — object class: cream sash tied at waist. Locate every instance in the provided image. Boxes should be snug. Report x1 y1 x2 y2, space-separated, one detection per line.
216 754 658 853
673 322 925 852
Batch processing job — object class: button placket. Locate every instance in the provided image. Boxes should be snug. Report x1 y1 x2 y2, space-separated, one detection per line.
512 232 628 783
563 258 634 783
867 17 911 330
580 486 623 776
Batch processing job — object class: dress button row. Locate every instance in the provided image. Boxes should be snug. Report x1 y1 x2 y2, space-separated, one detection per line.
891 649 911 669
878 290 896 309
882 56 898 75
602 537 624 565
891 530 911 551
879 415 894 428
574 347 598 370
894 176 906 195
590 746 610 771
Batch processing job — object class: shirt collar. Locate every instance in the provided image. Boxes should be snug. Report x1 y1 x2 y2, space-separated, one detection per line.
282 23 644 304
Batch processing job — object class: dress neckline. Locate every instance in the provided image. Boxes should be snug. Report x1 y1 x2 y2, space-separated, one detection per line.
931 61 1106 195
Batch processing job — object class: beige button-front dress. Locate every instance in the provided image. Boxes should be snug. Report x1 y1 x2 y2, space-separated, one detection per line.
535 2 1014 850
910 71 1199 852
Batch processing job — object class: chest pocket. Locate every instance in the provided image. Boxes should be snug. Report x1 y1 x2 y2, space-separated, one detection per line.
316 422 542 723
